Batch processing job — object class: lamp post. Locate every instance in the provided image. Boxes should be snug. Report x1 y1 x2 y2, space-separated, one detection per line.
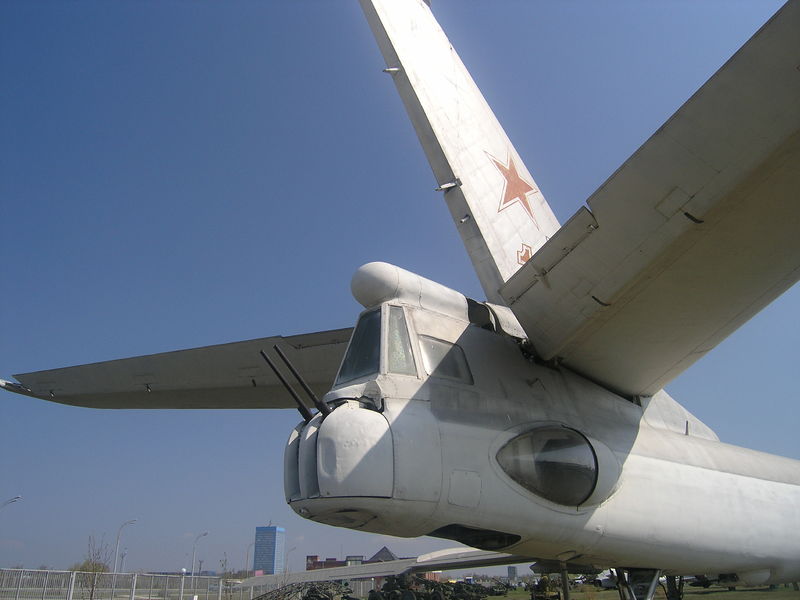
1 496 22 510
113 520 137 573
190 531 208 588
284 546 296 574
179 569 186 600
244 542 255 578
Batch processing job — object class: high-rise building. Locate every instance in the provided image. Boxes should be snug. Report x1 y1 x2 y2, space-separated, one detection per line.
507 566 518 583
253 525 285 574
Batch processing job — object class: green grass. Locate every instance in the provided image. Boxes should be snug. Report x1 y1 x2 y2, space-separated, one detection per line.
503 584 799 600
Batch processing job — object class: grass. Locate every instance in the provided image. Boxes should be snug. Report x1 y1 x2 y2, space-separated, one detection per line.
503 584 799 600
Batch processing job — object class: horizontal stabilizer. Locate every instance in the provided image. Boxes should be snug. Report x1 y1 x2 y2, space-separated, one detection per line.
240 548 531 589
500 1 800 397
4 328 352 409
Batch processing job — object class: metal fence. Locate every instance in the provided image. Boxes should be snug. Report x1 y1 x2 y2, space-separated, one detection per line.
0 570 231 600
0 570 376 600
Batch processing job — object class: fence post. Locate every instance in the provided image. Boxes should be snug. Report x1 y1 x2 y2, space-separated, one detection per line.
129 574 137 600
216 581 221 600
67 572 76 600
15 569 24 600
41 571 50 600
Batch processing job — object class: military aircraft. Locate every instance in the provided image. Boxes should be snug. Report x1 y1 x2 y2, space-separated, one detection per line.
2 1 799 596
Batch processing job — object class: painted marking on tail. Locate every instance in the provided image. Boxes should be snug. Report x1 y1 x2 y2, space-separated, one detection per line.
517 243 533 265
487 152 540 229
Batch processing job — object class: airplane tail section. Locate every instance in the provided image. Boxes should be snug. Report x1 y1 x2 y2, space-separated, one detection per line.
359 0 560 303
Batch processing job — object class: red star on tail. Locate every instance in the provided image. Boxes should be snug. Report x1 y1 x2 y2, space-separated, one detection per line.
488 152 540 230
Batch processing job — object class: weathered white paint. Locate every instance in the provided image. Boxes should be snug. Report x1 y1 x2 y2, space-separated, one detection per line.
288 264 800 583
4 0 798 587
316 400 394 498
359 0 561 303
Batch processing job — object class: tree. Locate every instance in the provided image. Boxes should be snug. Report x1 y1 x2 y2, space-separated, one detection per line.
72 535 112 600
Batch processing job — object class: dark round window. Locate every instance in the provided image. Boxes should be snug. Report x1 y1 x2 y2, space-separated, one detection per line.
496 427 597 506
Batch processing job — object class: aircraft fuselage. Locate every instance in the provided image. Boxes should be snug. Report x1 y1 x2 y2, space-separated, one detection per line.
285 263 800 585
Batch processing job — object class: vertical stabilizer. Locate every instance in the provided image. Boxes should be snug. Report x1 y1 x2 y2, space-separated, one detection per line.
359 0 560 303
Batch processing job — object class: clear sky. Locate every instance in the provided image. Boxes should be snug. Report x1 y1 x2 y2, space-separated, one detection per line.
1 0 794 576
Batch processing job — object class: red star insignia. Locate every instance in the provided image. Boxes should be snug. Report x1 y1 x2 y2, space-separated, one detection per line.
488 152 540 230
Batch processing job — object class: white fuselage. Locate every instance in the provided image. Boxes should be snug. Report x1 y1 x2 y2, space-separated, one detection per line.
285 263 800 585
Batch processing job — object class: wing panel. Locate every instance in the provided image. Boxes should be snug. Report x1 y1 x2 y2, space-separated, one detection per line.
500 1 800 397
9 328 352 409
240 548 531 587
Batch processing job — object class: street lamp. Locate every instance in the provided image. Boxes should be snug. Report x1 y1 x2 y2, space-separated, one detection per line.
284 546 296 574
1 496 22 510
244 542 255 578
179 569 187 600
113 519 137 573
191 531 208 586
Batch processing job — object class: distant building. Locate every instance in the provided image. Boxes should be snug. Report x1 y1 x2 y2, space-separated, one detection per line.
305 546 406 571
306 555 345 570
146 571 217 577
368 547 399 562
253 526 285 574
508 566 518 583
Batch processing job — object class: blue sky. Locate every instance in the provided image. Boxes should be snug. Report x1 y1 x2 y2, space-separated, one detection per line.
1 0 794 575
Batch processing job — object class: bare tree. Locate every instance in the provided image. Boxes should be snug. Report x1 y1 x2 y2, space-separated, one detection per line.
72 535 112 600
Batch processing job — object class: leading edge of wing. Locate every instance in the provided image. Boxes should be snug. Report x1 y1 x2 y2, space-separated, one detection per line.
2 327 352 409
240 548 533 588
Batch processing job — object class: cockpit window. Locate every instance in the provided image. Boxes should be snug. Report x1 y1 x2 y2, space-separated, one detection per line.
387 306 416 376
418 335 473 384
336 308 381 385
